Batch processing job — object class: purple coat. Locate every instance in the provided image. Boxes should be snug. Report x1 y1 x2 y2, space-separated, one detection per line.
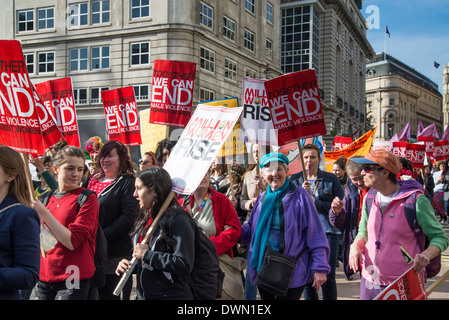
240 184 331 288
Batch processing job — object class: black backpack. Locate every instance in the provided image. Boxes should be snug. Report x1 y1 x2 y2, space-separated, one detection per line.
39 188 108 287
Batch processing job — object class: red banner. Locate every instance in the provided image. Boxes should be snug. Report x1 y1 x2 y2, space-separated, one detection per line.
101 86 142 146
35 77 80 148
417 136 434 158
434 140 449 162
149 59 196 127
0 40 61 155
374 266 427 300
264 69 326 146
332 136 353 151
405 143 426 169
392 141 407 157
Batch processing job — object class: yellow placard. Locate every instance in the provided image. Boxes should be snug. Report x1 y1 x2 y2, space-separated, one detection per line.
139 108 169 154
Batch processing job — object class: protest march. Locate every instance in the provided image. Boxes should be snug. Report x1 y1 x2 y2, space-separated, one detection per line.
1 39 449 303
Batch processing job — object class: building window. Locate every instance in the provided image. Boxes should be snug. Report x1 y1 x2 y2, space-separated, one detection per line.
244 29 255 52
223 16 236 41
131 0 150 19
70 48 88 71
200 88 215 102
18 10 34 32
387 123 395 138
38 51 55 73
245 0 255 14
91 46 110 70
90 87 109 104
23 53 34 74
200 2 213 29
281 5 320 74
73 88 88 105
38 7 55 30
266 39 273 59
200 47 215 73
267 2 273 24
92 0 110 24
130 42 150 66
69 2 89 27
133 84 150 100
224 58 237 82
245 67 257 78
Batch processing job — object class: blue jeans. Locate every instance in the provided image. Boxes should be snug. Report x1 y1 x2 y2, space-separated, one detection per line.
244 264 258 300
303 232 339 300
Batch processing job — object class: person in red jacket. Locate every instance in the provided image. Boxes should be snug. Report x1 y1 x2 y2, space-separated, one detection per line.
31 143 99 300
180 169 242 258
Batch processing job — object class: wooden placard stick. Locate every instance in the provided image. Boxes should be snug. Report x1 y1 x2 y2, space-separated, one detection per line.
296 140 308 182
113 191 175 296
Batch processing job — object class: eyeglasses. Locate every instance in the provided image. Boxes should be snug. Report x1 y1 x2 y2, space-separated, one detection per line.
362 164 383 173
139 159 149 165
350 176 364 184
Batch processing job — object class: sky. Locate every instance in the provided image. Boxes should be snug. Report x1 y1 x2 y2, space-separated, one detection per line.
361 0 449 94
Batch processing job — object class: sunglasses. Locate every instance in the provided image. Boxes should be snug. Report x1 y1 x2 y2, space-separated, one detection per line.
139 159 150 165
362 164 383 173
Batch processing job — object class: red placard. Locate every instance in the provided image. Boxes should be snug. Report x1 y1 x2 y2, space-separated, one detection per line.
264 69 326 146
101 86 142 146
149 59 196 128
392 141 407 157
434 140 449 162
405 143 426 169
374 266 427 300
417 136 434 158
35 77 80 148
0 40 64 155
332 136 353 151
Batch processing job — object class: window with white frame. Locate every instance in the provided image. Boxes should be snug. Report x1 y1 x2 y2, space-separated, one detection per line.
266 2 273 24
266 39 273 59
224 58 237 82
245 0 255 14
130 42 150 66
245 67 257 78
73 88 88 105
92 0 110 24
70 48 88 71
131 0 150 19
38 51 55 73
222 16 236 41
200 88 215 102
200 2 213 29
69 2 89 27
90 87 109 104
133 84 150 100
91 46 110 70
18 10 34 32
244 28 255 52
200 47 215 73
38 7 55 30
23 53 34 74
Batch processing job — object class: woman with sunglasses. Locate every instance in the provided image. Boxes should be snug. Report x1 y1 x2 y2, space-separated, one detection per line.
139 151 157 172
330 156 370 281
290 144 344 300
349 150 448 299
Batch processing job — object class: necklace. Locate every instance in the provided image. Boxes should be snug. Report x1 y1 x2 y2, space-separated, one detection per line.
51 192 70 208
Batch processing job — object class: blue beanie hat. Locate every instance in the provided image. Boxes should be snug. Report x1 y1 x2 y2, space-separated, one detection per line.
259 152 289 169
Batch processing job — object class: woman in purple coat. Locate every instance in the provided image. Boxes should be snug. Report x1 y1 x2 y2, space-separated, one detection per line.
239 153 330 300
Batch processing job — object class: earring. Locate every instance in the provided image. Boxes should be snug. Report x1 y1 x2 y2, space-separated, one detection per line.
6 180 10 183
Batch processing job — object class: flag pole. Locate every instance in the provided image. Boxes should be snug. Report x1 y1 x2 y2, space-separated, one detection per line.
384 26 387 60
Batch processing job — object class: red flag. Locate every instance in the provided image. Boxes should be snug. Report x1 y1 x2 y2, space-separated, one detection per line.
149 59 196 127
101 86 142 146
374 266 427 300
264 69 326 146
35 77 80 148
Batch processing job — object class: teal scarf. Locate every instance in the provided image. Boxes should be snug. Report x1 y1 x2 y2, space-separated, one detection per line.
250 179 290 272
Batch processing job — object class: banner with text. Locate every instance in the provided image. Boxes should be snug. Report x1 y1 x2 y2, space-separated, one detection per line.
203 97 246 157
264 69 326 146
240 78 278 145
324 128 377 172
405 143 426 169
163 104 242 195
434 140 449 162
417 136 434 158
150 59 196 128
374 266 427 300
0 40 59 154
35 77 80 148
101 86 142 146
